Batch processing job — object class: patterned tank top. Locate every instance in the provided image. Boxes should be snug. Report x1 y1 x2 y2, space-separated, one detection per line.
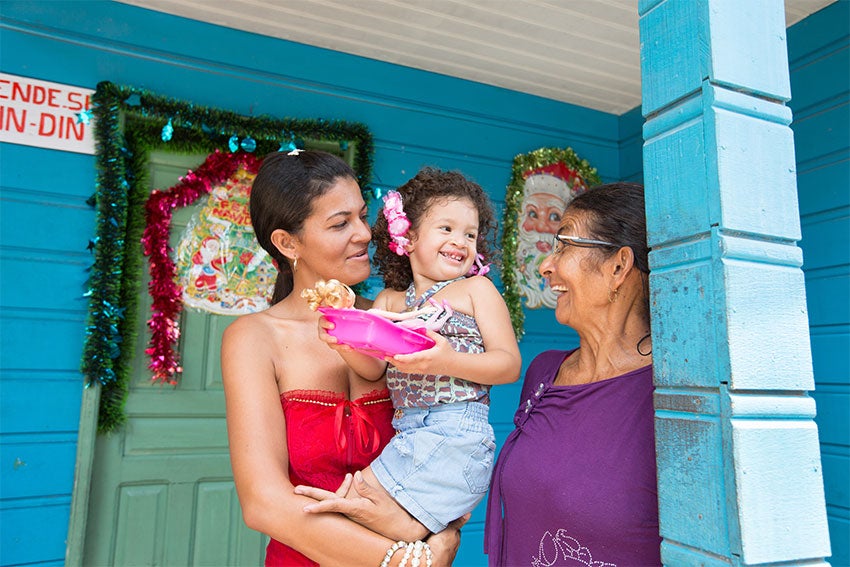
386 277 490 409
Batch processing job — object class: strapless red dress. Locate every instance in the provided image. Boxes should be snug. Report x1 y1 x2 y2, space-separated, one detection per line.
264 388 395 566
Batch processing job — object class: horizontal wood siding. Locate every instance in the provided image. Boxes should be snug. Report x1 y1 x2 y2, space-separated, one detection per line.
0 138 93 565
788 2 850 564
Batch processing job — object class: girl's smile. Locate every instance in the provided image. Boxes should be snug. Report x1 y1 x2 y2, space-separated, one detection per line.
408 197 480 288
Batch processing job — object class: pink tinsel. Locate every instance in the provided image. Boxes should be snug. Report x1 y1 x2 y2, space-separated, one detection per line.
142 150 261 384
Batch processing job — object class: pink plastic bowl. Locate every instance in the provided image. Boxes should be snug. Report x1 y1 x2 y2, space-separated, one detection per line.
318 307 436 359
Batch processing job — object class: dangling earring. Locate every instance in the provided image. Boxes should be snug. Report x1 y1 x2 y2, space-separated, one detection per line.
637 332 652 356
608 287 619 303
292 256 298 273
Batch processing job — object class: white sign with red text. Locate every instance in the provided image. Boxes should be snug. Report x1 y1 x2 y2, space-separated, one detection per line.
0 73 95 154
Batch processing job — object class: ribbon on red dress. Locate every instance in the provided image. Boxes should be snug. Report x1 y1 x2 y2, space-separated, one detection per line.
334 400 383 456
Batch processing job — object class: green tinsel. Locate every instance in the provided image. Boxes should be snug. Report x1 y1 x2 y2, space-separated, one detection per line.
500 147 601 339
81 82 375 432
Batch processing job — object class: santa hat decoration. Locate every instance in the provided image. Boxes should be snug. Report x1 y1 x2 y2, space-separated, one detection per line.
522 161 589 197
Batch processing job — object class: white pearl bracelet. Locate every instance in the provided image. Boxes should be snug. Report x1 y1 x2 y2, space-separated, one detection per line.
398 540 432 567
380 540 432 567
379 540 406 567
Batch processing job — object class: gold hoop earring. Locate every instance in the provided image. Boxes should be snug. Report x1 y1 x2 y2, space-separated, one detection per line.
292 256 298 273
608 288 619 303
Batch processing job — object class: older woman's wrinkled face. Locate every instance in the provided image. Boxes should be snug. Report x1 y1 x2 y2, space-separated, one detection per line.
538 212 610 329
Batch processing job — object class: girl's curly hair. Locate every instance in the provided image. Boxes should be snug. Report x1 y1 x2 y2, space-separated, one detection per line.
373 167 496 290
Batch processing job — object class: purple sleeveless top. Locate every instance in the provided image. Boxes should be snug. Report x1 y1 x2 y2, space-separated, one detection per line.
484 350 661 566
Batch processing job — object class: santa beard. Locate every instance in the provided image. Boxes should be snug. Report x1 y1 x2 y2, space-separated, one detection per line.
514 227 558 309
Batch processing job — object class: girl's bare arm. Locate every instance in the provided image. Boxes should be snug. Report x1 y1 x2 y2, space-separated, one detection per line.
389 277 521 385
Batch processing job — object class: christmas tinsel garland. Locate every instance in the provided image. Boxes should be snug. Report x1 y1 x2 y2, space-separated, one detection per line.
143 150 262 386
500 147 600 339
82 81 374 432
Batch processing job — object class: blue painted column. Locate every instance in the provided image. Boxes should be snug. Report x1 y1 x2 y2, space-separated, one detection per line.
639 0 832 565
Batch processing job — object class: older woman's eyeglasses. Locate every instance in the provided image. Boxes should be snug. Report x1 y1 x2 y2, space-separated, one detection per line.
552 234 619 254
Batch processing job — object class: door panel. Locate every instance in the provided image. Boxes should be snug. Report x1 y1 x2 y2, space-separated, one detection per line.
83 152 267 566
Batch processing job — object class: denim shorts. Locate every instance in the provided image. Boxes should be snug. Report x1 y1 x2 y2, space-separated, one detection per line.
371 401 496 533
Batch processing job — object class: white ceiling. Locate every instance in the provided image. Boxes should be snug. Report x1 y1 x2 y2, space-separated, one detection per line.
119 0 836 115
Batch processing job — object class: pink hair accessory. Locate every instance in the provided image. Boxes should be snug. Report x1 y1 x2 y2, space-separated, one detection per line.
467 253 491 276
383 190 411 256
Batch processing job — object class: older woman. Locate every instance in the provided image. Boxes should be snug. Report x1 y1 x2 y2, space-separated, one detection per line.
484 182 662 566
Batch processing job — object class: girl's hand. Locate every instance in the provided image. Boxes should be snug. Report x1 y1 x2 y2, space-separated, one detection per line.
317 315 355 353
386 331 454 375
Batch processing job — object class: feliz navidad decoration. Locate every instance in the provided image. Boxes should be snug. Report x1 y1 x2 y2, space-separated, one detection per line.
82 81 374 432
173 166 277 316
500 147 600 339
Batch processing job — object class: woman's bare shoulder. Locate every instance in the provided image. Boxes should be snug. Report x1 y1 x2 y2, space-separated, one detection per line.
224 309 275 337
222 309 295 355
221 308 312 389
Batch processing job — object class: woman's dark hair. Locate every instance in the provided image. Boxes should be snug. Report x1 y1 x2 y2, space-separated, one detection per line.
250 150 357 304
567 182 649 273
373 167 496 291
567 181 650 315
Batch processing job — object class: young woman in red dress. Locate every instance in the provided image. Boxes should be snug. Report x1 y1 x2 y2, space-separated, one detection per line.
222 150 463 566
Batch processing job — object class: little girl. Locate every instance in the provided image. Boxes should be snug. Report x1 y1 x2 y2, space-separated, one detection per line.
302 167 522 548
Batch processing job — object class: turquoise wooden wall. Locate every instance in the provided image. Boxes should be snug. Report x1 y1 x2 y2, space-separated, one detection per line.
618 106 646 183
0 2 621 565
787 2 850 565
0 0 845 565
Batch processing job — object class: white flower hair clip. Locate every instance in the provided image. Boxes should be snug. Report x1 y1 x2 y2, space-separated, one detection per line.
287 148 304 156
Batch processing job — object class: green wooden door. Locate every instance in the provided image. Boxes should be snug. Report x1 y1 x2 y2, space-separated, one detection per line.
82 152 266 566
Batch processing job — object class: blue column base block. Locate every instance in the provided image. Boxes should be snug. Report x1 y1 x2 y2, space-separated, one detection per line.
655 408 730 554
730 419 831 562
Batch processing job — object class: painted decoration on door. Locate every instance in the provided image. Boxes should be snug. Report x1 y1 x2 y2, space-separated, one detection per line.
175 167 274 315
501 147 600 338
